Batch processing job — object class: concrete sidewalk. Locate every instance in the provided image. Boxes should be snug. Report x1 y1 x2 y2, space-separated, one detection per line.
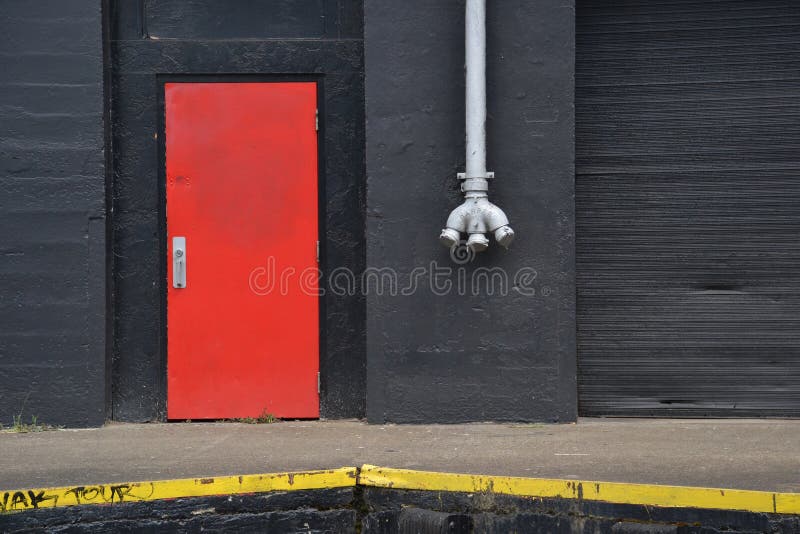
1 418 798 493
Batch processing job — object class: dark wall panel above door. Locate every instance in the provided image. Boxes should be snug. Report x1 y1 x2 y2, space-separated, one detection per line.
144 0 328 40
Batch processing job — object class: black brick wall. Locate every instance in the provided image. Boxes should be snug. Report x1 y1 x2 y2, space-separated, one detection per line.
0 1 106 427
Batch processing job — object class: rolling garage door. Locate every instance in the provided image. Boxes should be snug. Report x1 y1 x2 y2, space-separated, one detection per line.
576 0 800 416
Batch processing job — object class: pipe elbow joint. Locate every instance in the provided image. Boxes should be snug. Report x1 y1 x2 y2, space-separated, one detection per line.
440 202 470 248
481 200 509 232
481 202 514 248
444 202 471 233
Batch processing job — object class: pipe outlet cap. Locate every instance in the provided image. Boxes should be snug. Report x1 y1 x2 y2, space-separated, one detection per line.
466 233 489 252
494 225 515 248
439 228 461 248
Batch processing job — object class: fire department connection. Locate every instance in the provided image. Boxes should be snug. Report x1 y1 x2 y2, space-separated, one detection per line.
440 0 515 254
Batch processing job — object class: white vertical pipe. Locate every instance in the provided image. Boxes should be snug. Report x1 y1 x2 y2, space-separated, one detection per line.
465 0 486 178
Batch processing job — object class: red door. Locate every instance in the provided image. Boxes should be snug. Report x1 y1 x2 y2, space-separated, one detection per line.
165 82 319 420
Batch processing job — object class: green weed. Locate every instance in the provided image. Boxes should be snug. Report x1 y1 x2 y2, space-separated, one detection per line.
4 414 61 433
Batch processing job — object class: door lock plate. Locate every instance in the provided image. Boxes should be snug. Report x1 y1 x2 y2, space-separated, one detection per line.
173 236 186 288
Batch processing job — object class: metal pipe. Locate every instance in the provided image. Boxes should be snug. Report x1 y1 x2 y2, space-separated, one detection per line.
465 0 487 180
440 0 514 254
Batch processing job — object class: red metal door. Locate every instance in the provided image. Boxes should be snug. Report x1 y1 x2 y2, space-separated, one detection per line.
165 82 319 419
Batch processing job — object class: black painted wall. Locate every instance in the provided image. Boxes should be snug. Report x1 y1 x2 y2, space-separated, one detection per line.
0 2 106 427
109 0 366 421
364 1 576 422
2 0 575 426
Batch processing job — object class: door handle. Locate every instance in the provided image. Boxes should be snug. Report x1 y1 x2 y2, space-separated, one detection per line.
173 236 186 288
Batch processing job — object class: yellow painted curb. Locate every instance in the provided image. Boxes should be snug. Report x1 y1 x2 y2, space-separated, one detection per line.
4 465 799 516
0 467 358 513
358 465 800 515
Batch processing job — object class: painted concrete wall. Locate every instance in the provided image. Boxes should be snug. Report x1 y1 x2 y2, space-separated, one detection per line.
1 0 575 425
0 2 106 427
364 1 577 422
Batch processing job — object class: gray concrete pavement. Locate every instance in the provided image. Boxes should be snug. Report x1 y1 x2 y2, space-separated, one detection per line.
0 419 798 493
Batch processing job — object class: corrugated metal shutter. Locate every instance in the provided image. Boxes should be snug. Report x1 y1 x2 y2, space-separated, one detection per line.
576 0 800 416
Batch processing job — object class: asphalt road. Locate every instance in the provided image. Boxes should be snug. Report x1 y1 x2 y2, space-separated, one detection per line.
1 418 798 492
